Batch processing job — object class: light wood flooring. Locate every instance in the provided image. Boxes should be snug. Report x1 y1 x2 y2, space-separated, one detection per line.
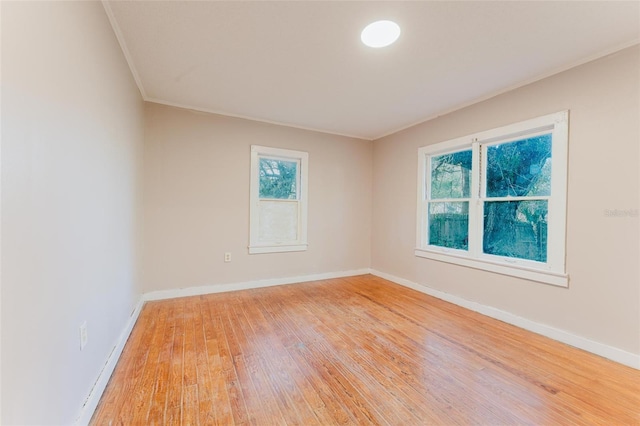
91 275 640 425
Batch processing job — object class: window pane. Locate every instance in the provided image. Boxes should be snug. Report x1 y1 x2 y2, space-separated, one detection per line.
428 202 469 250
430 150 472 199
486 134 552 198
483 200 547 262
259 200 298 242
259 158 298 199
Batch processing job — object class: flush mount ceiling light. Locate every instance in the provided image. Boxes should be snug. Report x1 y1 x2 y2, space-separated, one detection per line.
361 20 401 48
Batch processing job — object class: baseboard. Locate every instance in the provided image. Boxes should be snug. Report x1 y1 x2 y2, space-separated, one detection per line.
143 268 372 301
371 269 640 370
75 298 145 426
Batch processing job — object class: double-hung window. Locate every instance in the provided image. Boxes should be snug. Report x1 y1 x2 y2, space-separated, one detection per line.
249 145 308 254
416 111 569 286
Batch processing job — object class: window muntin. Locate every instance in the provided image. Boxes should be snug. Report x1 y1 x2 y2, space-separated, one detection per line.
250 146 308 254
416 111 569 287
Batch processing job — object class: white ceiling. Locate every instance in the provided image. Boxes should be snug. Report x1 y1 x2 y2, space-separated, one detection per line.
104 1 640 140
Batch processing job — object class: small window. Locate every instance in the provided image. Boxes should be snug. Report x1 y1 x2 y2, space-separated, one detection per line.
416 111 569 287
249 146 308 254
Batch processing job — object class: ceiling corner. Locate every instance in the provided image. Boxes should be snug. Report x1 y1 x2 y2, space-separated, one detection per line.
101 0 148 100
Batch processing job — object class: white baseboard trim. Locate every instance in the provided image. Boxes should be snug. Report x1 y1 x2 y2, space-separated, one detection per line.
143 268 372 302
371 269 640 370
75 298 145 426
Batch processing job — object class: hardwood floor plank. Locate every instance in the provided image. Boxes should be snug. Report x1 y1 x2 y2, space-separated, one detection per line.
227 297 290 424
212 304 250 425
182 298 198 388
197 399 216 425
92 275 640 425
261 288 364 425
164 404 181 426
232 296 312 425
165 298 185 418
147 301 176 424
240 294 326 425
255 291 350 425
203 305 238 425
92 305 160 425
130 302 169 424
193 299 214 404
290 284 420 425
182 384 199 426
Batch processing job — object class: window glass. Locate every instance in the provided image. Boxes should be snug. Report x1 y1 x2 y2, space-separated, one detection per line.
483 200 548 262
258 200 299 242
428 202 469 250
430 150 472 199
259 158 298 199
486 134 552 198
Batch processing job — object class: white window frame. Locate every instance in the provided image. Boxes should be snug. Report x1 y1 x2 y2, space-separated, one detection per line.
416 111 569 287
249 145 308 254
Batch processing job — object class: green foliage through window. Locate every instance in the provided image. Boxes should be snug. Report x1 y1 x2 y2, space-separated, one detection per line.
259 158 298 199
483 134 551 262
483 200 548 262
486 134 552 198
430 150 472 199
428 150 472 250
427 135 552 260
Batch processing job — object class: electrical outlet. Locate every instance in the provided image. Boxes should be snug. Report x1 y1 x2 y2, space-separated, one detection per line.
224 252 232 262
80 321 88 350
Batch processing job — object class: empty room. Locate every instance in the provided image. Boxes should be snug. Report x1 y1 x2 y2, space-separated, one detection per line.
2 1 639 425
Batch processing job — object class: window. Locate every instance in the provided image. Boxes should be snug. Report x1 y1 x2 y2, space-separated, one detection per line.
249 145 308 254
416 111 569 286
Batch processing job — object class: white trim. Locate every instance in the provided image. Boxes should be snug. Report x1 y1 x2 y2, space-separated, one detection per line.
145 98 371 141
101 1 147 99
248 244 308 254
143 268 372 301
370 269 640 370
415 249 569 287
0 1 3 420
249 145 309 254
75 299 145 425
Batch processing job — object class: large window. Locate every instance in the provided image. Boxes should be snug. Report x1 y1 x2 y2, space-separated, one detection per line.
416 111 569 286
249 145 308 254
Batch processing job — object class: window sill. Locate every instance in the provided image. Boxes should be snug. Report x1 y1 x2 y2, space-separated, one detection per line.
249 244 308 254
415 248 568 287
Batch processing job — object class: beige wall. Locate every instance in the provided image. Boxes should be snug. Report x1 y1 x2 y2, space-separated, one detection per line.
142 103 372 292
372 46 640 355
1 2 144 424
1 2 637 423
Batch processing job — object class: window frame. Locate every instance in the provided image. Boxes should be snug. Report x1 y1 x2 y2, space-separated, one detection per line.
416 111 569 287
249 145 308 254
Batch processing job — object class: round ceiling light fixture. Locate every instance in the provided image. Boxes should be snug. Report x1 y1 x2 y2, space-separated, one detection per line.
361 20 401 48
